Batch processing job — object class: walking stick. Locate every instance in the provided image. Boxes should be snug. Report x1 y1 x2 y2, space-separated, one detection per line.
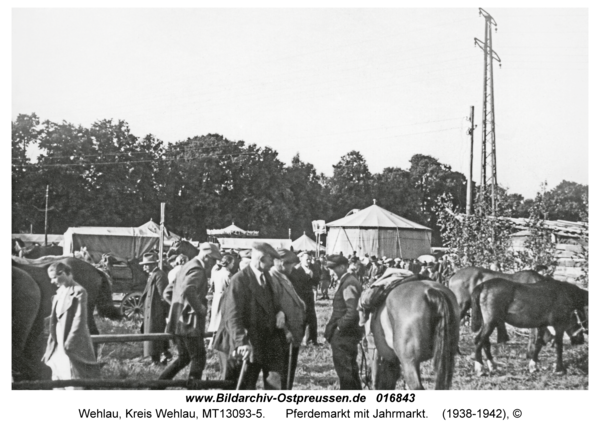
287 342 294 390
236 358 248 390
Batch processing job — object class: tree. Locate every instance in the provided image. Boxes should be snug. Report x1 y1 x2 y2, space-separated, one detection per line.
284 154 332 239
513 182 557 271
12 114 41 232
546 180 588 221
409 154 467 245
328 151 373 220
435 190 516 270
372 167 421 221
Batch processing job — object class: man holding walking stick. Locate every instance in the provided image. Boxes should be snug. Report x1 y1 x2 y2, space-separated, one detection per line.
212 242 286 389
270 249 306 389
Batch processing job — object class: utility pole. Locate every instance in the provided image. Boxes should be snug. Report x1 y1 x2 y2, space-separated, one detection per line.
44 185 49 246
475 8 501 215
466 106 476 215
159 203 165 270
34 186 56 245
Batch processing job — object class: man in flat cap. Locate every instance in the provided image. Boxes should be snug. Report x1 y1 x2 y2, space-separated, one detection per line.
212 242 286 389
270 249 306 389
139 252 171 364
324 254 363 390
159 242 222 383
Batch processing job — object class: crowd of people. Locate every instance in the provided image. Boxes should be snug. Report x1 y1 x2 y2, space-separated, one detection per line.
41 243 456 390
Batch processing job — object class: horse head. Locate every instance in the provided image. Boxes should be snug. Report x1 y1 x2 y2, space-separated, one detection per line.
566 287 588 345
166 239 199 260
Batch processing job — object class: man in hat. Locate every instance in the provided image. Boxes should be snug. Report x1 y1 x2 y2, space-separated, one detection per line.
212 242 286 389
289 251 319 345
367 256 379 283
324 255 363 390
139 252 171 364
158 242 222 383
318 255 331 300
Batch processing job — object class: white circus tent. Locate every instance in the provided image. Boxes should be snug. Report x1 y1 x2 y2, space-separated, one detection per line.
326 202 431 259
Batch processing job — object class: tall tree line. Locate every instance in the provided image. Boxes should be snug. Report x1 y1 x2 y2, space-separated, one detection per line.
12 114 588 245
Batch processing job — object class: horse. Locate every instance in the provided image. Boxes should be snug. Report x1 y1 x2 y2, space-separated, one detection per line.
19 244 64 259
12 267 45 381
166 239 199 260
448 267 546 343
369 279 460 390
11 256 122 380
470 278 588 375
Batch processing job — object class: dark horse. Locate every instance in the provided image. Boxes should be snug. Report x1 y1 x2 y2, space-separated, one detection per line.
370 280 460 389
12 256 122 380
166 239 199 260
448 267 545 343
471 278 588 375
19 244 64 259
12 267 42 381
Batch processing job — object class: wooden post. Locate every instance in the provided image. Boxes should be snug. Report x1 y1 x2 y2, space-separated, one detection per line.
159 203 165 270
91 332 213 343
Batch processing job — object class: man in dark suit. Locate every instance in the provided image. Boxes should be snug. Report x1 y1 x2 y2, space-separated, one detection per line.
139 252 171 364
159 242 222 382
324 255 363 390
289 252 320 345
212 242 286 390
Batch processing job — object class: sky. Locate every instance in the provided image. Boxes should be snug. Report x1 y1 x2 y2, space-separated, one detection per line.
12 7 588 199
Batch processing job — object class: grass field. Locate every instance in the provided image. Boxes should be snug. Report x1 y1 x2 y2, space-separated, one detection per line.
96 298 588 390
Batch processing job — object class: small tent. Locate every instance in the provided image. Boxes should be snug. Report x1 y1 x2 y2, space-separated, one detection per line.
326 202 431 259
291 232 325 252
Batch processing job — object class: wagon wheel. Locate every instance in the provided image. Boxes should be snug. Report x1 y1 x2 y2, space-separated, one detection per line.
120 292 144 322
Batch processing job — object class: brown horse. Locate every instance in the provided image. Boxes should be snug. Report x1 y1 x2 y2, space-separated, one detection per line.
448 267 545 343
471 278 587 375
370 280 460 389
166 239 199 260
11 256 122 380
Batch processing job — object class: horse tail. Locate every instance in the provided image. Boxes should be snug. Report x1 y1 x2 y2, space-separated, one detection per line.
426 288 458 390
471 284 484 333
95 268 122 320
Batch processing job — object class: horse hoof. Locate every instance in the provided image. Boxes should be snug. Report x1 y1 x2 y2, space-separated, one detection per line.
528 360 538 373
487 360 497 373
553 365 567 375
475 361 484 376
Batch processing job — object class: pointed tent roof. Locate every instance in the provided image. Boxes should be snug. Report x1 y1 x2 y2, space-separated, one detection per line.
207 222 259 237
291 232 325 252
139 219 181 240
326 201 431 230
